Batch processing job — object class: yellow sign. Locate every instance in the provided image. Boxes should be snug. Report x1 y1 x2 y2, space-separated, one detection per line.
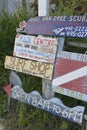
5 56 54 80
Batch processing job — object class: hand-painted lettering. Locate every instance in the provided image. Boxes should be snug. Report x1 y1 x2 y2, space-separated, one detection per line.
10 86 84 125
30 61 50 74
34 37 56 46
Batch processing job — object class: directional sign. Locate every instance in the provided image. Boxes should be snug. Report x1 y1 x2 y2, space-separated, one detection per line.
4 85 85 125
13 34 57 64
4 56 53 80
25 16 87 38
52 51 87 102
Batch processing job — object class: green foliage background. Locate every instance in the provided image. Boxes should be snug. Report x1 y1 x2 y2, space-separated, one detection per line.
0 0 87 130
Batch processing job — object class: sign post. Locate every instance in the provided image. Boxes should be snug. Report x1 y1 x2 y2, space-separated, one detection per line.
38 0 65 99
38 0 54 99
38 0 49 16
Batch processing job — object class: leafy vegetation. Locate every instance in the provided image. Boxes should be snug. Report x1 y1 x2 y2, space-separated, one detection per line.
0 0 87 130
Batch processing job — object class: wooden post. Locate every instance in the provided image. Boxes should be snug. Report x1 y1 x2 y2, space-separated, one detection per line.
38 0 53 99
38 0 65 99
38 0 49 16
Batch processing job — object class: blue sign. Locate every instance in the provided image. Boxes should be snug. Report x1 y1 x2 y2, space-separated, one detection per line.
9 85 85 125
25 16 87 38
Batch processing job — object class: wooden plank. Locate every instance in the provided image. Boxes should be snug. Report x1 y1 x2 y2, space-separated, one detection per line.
13 34 58 64
4 56 54 80
52 51 87 102
4 85 85 125
25 16 87 38
66 41 87 48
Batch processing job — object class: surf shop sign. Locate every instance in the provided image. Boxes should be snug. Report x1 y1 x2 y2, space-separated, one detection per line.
4 56 54 80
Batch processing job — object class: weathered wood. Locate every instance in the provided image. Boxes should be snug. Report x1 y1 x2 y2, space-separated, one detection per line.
4 85 85 125
38 0 49 16
66 41 87 48
25 16 87 38
13 34 58 64
42 38 65 99
52 51 87 102
38 0 55 99
4 56 54 80
42 79 54 99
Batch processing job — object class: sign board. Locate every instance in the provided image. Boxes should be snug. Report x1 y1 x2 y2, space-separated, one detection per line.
4 56 53 80
52 51 87 102
13 34 57 64
25 16 87 38
4 85 85 125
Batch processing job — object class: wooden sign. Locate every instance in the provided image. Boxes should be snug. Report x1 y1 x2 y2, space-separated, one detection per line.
13 34 57 64
4 56 53 80
52 51 87 102
25 16 87 38
4 85 85 125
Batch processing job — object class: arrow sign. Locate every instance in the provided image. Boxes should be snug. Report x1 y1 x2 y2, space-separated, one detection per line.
25 16 87 38
52 66 87 86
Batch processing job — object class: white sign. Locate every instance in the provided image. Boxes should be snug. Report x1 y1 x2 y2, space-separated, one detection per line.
13 34 57 64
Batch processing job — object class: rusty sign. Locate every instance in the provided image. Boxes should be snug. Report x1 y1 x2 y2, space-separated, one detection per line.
52 51 87 102
13 34 57 64
25 16 87 38
4 56 54 80
4 85 85 125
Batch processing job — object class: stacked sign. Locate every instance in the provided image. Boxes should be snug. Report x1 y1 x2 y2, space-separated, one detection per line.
5 34 58 80
4 15 87 125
